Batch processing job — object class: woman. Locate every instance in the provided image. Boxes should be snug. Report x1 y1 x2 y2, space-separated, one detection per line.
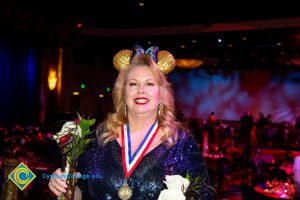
48 45 213 200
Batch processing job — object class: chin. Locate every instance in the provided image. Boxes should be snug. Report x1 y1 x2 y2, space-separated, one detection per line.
133 109 156 115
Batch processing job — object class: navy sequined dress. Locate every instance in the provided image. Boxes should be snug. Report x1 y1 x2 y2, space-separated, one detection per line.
76 129 212 200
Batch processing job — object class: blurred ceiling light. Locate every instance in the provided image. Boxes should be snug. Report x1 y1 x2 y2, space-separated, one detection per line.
176 59 204 68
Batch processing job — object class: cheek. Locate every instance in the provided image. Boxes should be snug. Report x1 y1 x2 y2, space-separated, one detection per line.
151 89 160 102
125 87 134 97
124 89 131 103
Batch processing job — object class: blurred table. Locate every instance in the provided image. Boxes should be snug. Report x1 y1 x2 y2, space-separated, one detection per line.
254 180 296 199
29 161 51 172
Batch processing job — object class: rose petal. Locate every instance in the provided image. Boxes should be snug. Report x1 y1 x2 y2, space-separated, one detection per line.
164 175 190 191
158 189 186 200
57 121 82 137
58 134 72 146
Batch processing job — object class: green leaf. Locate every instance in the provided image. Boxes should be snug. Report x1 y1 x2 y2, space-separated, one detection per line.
88 118 96 126
77 112 83 120
196 176 201 182
185 171 190 181
80 120 91 132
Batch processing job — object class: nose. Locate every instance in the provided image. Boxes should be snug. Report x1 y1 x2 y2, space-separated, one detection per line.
138 84 145 93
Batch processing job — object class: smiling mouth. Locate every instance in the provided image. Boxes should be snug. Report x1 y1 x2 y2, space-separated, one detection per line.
134 98 149 104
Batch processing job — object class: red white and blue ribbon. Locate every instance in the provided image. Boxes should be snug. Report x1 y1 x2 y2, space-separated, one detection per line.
121 120 160 178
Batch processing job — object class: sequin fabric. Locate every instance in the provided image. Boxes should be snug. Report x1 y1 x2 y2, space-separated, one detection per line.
76 130 213 200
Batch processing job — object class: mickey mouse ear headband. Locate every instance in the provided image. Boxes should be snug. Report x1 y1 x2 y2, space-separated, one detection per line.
113 44 176 74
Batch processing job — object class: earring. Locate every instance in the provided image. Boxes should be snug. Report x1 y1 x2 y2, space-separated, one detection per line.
158 104 162 116
124 105 127 118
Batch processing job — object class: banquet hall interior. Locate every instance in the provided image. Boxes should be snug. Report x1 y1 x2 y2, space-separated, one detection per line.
1 0 300 199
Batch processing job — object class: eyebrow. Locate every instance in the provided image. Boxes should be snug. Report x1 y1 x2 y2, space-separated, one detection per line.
127 78 155 82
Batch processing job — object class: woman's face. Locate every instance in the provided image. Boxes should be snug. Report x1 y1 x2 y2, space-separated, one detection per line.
125 66 160 117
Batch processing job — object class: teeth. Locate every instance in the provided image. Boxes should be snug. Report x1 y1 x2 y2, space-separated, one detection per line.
134 99 149 103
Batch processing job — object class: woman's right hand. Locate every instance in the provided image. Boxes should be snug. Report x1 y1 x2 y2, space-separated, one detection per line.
48 168 68 197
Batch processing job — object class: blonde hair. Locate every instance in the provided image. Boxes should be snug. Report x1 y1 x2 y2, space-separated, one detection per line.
98 54 182 146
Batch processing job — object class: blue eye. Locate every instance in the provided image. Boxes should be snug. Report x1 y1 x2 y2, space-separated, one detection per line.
146 82 154 86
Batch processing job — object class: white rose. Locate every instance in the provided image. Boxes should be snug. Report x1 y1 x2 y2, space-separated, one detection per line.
61 121 81 136
157 175 190 200
164 175 190 192
158 188 186 200
53 121 82 142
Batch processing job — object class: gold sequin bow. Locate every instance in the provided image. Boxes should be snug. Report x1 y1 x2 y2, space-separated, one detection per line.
113 45 176 74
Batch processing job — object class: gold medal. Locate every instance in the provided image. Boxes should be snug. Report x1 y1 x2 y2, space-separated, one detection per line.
118 182 132 200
